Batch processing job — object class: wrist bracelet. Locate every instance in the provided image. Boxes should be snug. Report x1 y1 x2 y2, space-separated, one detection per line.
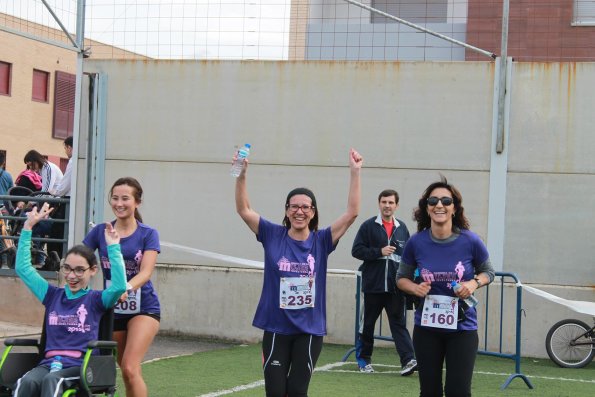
473 277 482 288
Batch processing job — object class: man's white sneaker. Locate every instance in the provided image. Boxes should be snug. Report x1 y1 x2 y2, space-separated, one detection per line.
400 359 418 376
359 364 374 373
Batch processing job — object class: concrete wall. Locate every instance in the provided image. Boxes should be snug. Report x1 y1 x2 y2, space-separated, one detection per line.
63 60 595 358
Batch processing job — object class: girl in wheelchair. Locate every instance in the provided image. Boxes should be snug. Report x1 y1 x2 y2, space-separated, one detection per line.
12 203 126 397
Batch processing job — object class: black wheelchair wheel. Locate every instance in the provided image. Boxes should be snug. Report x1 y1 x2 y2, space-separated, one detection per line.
545 319 595 368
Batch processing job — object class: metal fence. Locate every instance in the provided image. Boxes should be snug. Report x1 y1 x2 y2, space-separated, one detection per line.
343 271 533 390
0 194 70 275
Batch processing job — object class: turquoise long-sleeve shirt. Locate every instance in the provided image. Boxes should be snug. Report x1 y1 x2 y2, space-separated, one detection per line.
16 229 126 308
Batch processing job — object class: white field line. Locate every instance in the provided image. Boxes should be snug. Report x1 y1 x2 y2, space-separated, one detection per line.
197 361 594 396
323 363 595 384
197 380 265 397
196 361 348 396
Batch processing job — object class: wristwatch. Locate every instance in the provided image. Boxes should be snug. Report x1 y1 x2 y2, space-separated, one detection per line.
473 277 482 288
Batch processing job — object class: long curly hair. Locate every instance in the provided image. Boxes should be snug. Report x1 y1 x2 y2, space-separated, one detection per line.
413 175 470 233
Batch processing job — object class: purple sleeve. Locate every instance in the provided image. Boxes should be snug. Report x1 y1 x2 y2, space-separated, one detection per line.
42 284 59 306
144 227 161 253
401 237 415 268
256 216 272 243
471 232 490 266
321 226 335 253
82 224 101 250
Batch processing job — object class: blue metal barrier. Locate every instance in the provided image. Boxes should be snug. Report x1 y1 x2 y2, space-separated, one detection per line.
343 271 533 390
342 272 401 362
478 271 533 389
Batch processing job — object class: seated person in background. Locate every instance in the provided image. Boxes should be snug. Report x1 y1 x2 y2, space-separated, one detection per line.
12 203 126 397
23 150 63 194
14 168 42 193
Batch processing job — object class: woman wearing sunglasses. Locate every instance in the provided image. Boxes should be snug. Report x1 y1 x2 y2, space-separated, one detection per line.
235 148 362 397
397 176 494 397
13 203 126 396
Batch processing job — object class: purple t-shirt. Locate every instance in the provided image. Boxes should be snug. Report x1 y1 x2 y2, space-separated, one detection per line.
83 221 161 317
401 229 489 331
252 217 335 336
40 286 105 368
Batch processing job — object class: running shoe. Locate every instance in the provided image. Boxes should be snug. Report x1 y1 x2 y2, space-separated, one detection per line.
359 364 374 373
400 359 418 376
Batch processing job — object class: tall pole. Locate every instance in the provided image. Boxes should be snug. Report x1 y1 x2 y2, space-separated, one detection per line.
496 0 510 153
67 0 86 248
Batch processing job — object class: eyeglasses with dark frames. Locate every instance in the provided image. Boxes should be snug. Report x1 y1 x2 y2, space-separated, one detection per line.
427 196 454 207
286 204 316 214
61 264 91 277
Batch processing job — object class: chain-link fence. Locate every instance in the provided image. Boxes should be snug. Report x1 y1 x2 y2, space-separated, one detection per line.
2 1 594 61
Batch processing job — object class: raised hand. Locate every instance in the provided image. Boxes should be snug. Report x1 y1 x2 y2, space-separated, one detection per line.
104 222 120 245
232 151 249 176
349 148 363 169
23 203 53 231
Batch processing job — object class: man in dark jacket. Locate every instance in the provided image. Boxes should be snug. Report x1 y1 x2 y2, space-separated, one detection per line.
352 189 416 375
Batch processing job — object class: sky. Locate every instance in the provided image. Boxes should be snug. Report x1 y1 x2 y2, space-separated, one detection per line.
0 0 293 60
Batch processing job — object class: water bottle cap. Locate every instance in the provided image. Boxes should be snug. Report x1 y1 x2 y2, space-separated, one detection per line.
244 143 251 148
450 281 457 287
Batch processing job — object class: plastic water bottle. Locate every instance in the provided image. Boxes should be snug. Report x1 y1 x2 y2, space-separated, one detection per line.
451 281 479 308
49 356 63 373
230 144 251 177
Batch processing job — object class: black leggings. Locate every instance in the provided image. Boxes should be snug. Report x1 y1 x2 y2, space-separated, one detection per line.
413 326 478 397
262 331 323 397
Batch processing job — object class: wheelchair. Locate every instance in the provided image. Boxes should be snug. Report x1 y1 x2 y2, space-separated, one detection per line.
0 309 118 397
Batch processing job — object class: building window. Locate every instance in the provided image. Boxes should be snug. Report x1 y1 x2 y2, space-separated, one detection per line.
59 157 69 173
574 0 595 25
0 61 11 96
371 0 447 24
52 71 76 139
32 69 50 102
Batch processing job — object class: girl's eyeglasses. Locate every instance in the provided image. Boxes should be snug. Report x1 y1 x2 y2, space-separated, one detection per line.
61 264 91 277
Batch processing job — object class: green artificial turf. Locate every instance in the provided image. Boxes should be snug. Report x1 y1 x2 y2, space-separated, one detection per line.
117 343 594 396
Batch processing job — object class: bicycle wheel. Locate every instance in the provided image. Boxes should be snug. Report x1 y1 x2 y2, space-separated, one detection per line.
546 319 594 368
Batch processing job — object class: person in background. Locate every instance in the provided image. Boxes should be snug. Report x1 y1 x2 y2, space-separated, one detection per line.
0 152 13 196
83 177 160 397
0 152 14 267
397 176 494 397
46 136 74 258
52 136 73 197
12 202 126 397
235 149 362 397
352 189 417 375
23 150 63 194
14 167 42 193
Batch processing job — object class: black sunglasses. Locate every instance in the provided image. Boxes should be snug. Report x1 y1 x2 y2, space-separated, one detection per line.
427 196 453 206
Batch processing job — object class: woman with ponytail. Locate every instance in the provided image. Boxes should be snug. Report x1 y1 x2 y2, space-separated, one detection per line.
83 177 160 397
